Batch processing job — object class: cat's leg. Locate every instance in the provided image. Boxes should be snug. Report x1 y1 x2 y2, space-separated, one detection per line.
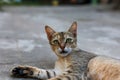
11 65 57 79
47 72 90 80
48 74 89 80
47 68 92 80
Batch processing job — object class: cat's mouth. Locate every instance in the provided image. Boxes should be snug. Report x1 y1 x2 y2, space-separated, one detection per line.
60 50 68 54
56 47 72 56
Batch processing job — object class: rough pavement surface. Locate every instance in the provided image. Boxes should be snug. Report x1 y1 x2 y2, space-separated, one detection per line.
0 5 120 80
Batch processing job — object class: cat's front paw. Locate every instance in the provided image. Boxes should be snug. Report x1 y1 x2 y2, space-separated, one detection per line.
11 66 34 77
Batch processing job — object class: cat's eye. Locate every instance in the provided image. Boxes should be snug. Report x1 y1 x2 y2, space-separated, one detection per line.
53 40 59 44
66 38 73 43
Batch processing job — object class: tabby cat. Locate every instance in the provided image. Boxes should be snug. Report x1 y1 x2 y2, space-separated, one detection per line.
11 22 120 80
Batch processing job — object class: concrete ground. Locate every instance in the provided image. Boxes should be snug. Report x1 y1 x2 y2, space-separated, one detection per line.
0 5 120 80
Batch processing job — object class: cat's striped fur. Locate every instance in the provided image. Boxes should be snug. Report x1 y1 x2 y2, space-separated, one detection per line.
11 22 120 80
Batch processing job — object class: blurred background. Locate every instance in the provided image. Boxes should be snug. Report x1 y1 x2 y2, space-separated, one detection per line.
0 0 120 80
0 0 119 9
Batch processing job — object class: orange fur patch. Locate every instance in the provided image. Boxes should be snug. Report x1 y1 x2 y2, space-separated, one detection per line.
88 56 120 80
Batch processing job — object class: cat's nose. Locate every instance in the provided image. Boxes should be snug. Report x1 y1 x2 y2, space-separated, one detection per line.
60 43 65 51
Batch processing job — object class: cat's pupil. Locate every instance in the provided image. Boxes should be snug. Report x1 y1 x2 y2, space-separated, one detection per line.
66 38 72 43
53 40 59 44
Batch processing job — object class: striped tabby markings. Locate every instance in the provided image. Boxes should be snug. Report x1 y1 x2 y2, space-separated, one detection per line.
46 70 51 79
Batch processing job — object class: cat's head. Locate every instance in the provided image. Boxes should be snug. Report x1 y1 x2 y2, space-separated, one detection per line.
45 22 77 57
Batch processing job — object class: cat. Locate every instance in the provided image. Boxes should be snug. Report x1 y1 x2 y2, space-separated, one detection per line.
11 22 120 80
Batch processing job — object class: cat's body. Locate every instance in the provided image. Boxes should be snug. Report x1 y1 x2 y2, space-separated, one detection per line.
11 22 120 80
88 56 120 80
53 49 96 80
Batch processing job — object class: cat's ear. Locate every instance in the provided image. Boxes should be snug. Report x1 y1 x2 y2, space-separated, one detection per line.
45 25 56 40
68 22 77 37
